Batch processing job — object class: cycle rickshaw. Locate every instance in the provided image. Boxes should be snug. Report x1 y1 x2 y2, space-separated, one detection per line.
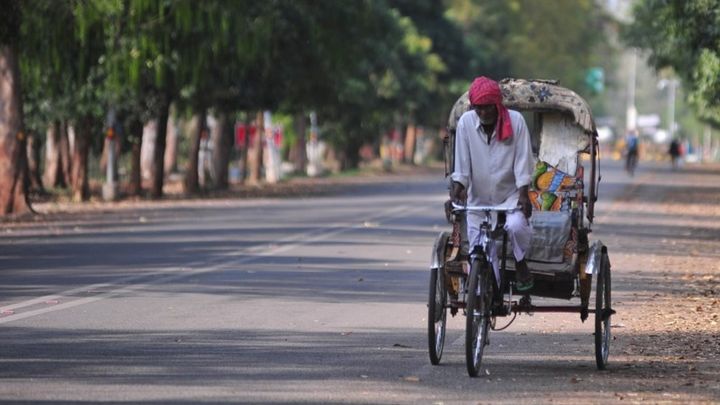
427 78 614 377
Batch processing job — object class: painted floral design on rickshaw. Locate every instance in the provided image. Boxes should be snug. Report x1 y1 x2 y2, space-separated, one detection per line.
536 86 553 102
529 161 575 211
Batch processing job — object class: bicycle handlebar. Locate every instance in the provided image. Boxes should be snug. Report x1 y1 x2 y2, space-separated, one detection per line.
451 202 515 213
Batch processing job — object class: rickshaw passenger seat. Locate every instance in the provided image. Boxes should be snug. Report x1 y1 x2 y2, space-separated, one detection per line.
528 211 572 264
523 158 579 268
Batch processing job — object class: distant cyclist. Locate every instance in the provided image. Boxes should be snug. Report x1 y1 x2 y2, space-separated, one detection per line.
625 129 639 176
668 138 682 170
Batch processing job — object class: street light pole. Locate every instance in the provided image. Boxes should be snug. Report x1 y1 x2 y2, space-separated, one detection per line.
668 79 676 139
658 78 678 140
626 50 637 132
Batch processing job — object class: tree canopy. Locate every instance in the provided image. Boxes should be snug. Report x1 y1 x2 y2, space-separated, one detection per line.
624 0 720 126
6 0 616 184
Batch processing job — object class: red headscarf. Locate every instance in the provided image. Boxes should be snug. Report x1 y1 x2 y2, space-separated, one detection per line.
468 77 513 141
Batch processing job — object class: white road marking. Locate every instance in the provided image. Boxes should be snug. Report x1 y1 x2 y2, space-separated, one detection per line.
0 204 428 325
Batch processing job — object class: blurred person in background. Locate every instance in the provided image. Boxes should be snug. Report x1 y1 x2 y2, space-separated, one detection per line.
668 138 682 170
625 129 639 176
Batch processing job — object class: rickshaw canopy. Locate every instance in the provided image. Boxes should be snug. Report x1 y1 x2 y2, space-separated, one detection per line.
446 78 597 176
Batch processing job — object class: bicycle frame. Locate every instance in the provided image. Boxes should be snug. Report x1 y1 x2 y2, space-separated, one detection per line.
452 203 515 310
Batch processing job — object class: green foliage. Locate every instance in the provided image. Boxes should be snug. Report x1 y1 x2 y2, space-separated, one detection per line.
447 0 606 92
624 0 720 126
0 0 21 45
690 49 720 122
12 0 618 169
19 0 109 151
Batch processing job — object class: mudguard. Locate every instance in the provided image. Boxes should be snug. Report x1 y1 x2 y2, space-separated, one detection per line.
430 231 451 270
584 240 606 276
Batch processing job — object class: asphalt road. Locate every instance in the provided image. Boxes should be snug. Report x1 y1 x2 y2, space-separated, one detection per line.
0 160 713 404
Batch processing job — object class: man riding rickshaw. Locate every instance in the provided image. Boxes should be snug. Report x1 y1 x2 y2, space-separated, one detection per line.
429 76 613 377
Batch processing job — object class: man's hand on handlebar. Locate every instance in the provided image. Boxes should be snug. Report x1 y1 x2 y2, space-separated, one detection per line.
450 181 467 204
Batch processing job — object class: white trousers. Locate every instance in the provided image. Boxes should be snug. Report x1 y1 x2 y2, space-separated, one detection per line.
467 209 533 268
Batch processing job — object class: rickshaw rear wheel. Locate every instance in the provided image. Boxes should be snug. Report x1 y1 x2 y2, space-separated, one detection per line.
466 256 492 377
428 267 447 365
594 251 612 369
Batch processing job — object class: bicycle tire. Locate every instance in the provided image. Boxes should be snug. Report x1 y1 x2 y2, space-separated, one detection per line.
465 256 492 377
428 267 447 365
595 252 611 369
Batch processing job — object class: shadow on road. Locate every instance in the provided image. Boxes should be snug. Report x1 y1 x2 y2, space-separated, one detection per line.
0 326 716 402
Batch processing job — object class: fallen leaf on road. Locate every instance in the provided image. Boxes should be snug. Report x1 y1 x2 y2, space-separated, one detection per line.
402 376 420 382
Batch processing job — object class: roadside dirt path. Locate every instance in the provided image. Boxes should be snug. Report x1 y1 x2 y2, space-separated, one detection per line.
592 163 720 403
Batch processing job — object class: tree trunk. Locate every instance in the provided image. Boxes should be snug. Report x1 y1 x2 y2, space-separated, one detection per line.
150 95 170 199
341 137 362 170
212 113 232 190
164 114 177 175
26 130 44 193
43 120 63 188
292 112 307 174
404 123 416 165
127 117 143 196
70 116 91 202
0 45 31 215
184 111 205 195
59 121 72 187
99 128 116 175
240 115 251 183
248 111 264 184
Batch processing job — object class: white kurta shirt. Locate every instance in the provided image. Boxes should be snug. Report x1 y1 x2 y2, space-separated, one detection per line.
451 109 534 209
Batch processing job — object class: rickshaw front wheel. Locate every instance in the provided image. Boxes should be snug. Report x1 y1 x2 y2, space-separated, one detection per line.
466 257 492 377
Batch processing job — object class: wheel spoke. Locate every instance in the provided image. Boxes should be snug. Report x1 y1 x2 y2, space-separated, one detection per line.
595 252 612 369
428 267 447 365
466 257 492 377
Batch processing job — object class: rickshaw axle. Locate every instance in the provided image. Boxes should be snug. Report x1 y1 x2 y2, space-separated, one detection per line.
449 302 615 318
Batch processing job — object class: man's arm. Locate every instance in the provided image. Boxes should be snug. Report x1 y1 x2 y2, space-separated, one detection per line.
449 115 471 203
